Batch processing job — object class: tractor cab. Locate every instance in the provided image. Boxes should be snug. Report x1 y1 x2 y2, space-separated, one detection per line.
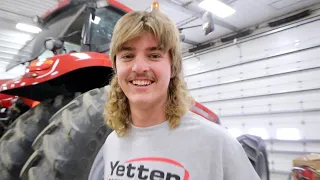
7 1 125 71
41 3 125 57
1 0 130 101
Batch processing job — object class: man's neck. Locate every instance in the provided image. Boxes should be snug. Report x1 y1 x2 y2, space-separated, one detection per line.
129 101 167 128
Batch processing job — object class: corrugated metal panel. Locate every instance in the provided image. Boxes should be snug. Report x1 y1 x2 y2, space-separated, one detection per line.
0 0 57 23
183 17 320 179
0 0 57 16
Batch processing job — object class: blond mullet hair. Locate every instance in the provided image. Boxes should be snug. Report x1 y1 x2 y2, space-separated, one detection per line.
104 10 194 137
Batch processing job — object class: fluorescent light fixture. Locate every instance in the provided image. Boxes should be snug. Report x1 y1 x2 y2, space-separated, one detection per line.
276 128 301 140
227 128 243 138
249 128 270 140
199 0 235 18
16 23 42 33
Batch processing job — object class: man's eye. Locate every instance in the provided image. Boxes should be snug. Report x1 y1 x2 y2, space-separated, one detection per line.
122 54 134 59
149 54 161 59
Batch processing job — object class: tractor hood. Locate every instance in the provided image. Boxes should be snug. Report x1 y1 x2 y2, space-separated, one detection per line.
0 52 114 101
0 79 11 85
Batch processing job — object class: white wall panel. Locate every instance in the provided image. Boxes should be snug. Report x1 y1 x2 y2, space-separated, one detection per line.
191 71 320 103
307 142 320 152
186 47 320 90
183 19 320 177
206 89 320 106
183 20 320 76
240 20 320 62
271 174 288 180
269 153 298 172
183 45 240 76
222 112 320 126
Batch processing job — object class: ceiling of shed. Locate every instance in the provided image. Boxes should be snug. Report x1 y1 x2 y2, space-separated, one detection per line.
0 0 319 78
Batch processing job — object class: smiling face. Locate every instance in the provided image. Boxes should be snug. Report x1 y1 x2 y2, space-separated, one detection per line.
115 32 172 108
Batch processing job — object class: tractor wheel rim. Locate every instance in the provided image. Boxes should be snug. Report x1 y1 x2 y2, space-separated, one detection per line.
88 146 104 180
258 152 268 180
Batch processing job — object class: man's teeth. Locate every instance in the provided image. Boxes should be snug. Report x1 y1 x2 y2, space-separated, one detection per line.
132 80 152 86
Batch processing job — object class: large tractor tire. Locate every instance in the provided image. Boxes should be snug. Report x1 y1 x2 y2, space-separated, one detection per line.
237 134 270 180
0 98 30 137
0 95 74 180
20 87 112 180
0 106 9 136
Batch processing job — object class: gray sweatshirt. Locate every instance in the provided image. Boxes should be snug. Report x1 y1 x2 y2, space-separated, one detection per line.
103 111 261 180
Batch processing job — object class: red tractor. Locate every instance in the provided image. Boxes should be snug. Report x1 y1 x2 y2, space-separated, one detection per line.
0 0 269 179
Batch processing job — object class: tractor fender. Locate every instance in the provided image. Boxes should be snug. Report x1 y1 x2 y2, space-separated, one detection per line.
0 94 15 108
0 52 113 93
191 101 220 124
0 94 39 109
0 79 16 108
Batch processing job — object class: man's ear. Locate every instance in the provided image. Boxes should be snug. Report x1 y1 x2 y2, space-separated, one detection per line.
170 67 176 78
113 65 117 74
170 56 175 78
170 72 175 78
112 58 117 74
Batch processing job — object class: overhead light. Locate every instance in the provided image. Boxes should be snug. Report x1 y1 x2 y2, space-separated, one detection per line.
198 0 235 18
16 23 42 33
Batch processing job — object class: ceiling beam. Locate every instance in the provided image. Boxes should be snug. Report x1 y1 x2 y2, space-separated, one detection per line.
183 38 199 46
0 60 9 64
160 0 238 31
176 15 198 27
0 8 33 19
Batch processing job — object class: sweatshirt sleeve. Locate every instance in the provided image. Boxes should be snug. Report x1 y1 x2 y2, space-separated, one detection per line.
221 131 261 180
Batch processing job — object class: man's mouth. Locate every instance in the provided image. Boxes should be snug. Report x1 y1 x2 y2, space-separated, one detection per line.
129 80 154 86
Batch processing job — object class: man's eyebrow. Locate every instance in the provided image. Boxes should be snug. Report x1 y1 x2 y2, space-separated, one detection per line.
119 46 163 52
146 46 163 51
119 46 135 52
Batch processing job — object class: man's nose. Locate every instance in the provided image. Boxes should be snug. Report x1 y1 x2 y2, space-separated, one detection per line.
132 55 150 73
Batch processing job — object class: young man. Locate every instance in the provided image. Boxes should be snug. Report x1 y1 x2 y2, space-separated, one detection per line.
103 10 261 180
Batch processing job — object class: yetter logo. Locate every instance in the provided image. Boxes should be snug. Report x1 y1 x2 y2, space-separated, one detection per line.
107 157 190 180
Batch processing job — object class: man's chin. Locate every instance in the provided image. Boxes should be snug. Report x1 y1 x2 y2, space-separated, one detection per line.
128 96 153 107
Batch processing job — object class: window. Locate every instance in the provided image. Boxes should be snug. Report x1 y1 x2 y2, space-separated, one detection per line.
276 128 301 140
90 7 125 49
248 128 270 140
